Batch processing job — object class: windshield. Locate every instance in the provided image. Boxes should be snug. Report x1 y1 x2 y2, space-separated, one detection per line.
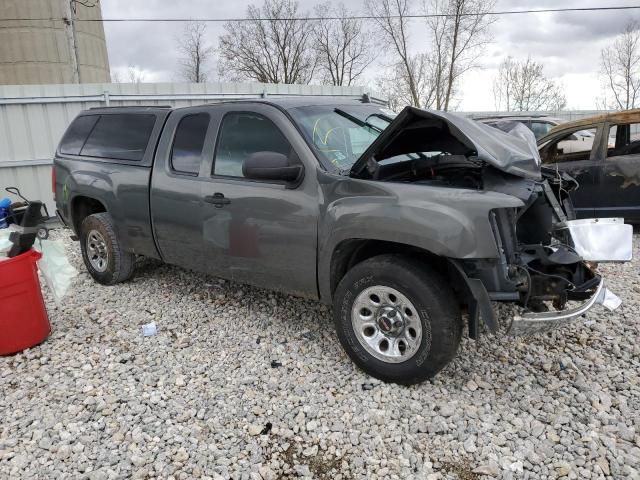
290 105 397 171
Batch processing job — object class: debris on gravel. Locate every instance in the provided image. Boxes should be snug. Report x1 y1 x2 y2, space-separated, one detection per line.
1 230 639 479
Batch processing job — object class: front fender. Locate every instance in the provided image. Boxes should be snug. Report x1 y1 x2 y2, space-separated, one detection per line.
317 175 524 302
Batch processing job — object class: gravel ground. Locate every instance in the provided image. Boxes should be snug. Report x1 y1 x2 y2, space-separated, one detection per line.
1 230 639 480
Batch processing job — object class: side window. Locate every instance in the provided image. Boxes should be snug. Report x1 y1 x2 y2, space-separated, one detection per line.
607 123 640 157
543 127 597 164
170 114 210 175
59 115 99 155
81 114 156 161
213 112 291 178
530 121 554 139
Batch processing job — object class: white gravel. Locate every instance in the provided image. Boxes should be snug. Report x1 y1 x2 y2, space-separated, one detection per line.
1 230 639 479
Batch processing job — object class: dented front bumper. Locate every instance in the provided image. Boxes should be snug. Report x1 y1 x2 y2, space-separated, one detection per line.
508 278 622 336
505 214 631 336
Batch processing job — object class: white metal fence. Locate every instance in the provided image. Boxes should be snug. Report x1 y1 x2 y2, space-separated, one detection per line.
0 81 382 212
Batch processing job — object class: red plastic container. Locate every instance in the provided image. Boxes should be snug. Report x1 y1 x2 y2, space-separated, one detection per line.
0 249 50 355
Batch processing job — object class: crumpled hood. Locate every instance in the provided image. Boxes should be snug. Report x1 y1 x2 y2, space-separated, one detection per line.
350 106 543 180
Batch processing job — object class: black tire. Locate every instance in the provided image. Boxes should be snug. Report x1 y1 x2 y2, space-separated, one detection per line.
79 212 135 285
37 227 49 240
333 254 462 385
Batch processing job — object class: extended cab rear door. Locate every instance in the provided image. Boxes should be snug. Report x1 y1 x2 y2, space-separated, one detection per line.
150 105 215 272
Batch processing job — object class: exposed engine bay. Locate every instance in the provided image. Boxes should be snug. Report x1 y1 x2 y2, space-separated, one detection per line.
372 153 484 190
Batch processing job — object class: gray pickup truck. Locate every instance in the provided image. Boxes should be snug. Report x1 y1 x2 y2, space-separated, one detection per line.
53 96 632 384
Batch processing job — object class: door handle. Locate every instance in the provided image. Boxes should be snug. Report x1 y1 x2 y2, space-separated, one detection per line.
204 193 231 208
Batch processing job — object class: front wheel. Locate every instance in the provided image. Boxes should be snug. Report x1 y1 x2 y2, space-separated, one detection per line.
333 254 462 385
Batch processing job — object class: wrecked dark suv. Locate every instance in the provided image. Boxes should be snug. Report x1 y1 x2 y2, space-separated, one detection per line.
53 97 633 385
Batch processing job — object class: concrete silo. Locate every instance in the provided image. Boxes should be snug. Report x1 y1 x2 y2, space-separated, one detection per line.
0 0 110 85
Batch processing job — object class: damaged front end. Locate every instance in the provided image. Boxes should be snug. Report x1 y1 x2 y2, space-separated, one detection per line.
349 106 633 336
485 169 629 335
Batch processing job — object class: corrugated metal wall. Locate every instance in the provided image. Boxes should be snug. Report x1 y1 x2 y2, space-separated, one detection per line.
0 82 380 212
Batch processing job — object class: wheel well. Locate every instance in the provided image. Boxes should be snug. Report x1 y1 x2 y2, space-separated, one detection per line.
330 239 450 298
330 239 478 337
71 196 106 234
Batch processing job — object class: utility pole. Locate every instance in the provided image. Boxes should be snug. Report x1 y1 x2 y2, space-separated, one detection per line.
63 0 81 83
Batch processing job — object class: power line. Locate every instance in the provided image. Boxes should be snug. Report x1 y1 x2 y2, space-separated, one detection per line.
1 5 640 23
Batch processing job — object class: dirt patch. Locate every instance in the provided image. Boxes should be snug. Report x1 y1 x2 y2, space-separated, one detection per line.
439 461 480 480
278 442 350 479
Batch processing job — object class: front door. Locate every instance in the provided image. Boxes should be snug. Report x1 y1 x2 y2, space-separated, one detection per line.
199 105 319 298
539 125 603 219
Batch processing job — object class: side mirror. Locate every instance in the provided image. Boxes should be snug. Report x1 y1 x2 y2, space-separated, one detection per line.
242 151 304 187
568 134 578 141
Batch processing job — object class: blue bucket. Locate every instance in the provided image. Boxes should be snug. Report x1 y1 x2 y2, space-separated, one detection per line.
0 198 11 229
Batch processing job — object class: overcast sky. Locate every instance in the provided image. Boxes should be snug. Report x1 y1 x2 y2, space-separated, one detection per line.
101 0 639 111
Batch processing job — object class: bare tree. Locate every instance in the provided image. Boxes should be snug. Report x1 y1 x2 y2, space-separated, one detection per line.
368 0 494 111
111 66 146 83
110 70 123 83
595 93 611 111
493 56 566 111
425 0 495 110
492 56 516 110
424 1 449 109
601 21 640 110
312 2 374 86
376 54 437 111
127 66 146 84
178 22 214 83
218 0 316 84
366 0 428 107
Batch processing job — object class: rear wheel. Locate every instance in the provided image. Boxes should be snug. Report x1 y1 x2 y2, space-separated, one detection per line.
37 227 49 240
333 254 462 385
79 213 135 285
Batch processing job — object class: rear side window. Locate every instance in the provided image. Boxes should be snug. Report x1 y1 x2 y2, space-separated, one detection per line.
59 115 99 155
80 114 156 161
607 123 640 157
171 114 210 175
